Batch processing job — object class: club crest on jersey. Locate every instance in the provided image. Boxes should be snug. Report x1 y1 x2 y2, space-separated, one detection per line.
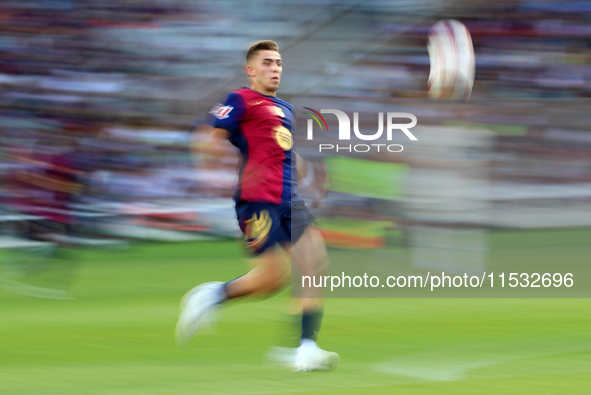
274 126 293 150
269 106 285 118
210 103 233 120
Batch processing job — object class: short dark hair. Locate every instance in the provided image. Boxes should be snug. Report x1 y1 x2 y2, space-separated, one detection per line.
246 40 279 63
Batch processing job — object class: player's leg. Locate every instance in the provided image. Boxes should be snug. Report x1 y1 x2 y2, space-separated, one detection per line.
282 204 339 371
175 246 290 346
175 202 290 346
287 226 327 338
292 228 339 371
222 246 289 299
223 202 292 299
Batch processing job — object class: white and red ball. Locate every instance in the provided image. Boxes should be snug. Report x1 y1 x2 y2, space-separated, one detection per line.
427 19 475 100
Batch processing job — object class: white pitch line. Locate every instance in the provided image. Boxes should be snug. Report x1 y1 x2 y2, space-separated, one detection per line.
372 334 591 382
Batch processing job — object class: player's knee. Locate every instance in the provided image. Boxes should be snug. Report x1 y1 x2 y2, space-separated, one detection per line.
306 228 330 275
257 260 288 295
266 265 289 294
308 228 327 249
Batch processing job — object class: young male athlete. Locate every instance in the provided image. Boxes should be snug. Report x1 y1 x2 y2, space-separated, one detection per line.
175 40 339 372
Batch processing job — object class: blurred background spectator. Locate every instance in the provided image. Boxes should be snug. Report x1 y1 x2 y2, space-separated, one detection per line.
1 0 590 250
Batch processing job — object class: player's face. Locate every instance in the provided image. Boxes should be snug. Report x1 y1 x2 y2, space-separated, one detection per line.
247 50 282 95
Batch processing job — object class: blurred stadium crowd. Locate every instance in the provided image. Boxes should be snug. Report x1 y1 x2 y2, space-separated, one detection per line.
1 0 590 253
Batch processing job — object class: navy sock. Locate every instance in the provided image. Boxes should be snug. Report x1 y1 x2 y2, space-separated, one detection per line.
220 273 246 302
218 282 229 303
301 307 324 342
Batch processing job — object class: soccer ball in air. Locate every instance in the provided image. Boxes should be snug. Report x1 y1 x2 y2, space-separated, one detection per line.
427 19 475 100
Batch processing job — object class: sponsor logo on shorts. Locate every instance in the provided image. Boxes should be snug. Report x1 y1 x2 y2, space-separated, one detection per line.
245 210 272 252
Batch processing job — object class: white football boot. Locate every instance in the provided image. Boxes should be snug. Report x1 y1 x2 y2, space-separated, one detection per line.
295 341 340 372
175 281 223 346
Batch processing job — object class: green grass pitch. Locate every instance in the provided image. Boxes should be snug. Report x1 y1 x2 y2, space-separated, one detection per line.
1 233 590 395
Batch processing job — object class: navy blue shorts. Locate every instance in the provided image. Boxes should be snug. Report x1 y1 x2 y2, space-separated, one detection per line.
236 200 313 256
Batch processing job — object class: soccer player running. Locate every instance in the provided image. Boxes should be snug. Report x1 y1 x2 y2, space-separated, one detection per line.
175 41 339 372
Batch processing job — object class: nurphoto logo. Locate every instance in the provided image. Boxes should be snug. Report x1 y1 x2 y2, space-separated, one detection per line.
304 108 417 153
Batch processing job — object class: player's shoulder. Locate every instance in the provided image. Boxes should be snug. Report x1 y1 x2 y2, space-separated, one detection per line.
223 88 250 103
273 95 292 109
221 89 293 114
229 88 280 106
273 96 295 118
211 89 249 118
228 88 261 100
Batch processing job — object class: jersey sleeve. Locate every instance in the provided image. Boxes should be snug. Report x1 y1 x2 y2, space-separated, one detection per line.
210 92 247 138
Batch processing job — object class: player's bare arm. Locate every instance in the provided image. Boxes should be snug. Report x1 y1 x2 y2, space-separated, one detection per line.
190 125 231 161
208 128 231 157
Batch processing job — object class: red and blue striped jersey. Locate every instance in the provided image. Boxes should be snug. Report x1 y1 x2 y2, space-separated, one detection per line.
211 88 302 205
